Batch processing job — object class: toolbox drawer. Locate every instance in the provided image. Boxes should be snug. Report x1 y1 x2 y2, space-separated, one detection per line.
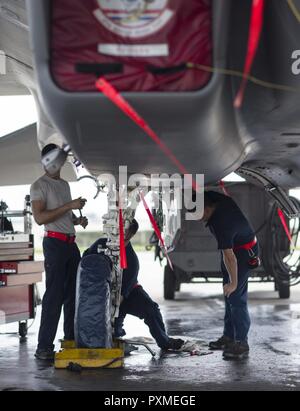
0 261 44 274
0 249 34 261
0 272 42 287
0 285 34 324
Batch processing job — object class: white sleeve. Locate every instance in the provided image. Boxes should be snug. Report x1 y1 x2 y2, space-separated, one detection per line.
30 181 46 202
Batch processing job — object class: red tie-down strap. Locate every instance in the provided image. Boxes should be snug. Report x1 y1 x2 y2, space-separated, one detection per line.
95 77 201 268
95 77 199 192
277 208 296 248
234 0 265 108
139 191 174 271
119 208 128 269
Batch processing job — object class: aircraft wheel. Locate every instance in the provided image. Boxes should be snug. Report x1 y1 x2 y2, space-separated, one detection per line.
19 321 28 338
278 280 290 299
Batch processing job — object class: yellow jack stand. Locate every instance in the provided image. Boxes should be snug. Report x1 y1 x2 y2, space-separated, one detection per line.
55 340 125 370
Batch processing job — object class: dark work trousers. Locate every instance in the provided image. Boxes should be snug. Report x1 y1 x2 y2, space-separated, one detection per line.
221 245 258 343
114 286 170 349
38 237 81 350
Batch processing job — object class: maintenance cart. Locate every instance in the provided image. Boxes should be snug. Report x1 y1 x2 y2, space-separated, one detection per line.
0 196 43 337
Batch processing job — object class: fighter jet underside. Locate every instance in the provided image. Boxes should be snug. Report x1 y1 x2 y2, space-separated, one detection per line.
0 0 299 190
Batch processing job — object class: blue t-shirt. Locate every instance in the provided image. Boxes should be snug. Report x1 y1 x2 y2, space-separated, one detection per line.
206 192 255 250
83 239 139 299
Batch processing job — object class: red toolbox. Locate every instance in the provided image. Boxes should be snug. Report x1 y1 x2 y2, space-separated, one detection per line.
0 197 43 337
0 260 44 336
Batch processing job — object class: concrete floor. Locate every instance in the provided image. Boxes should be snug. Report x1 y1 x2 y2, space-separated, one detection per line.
1 251 300 391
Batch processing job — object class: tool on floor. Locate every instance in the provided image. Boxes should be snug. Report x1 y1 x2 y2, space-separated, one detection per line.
122 339 156 357
190 350 214 357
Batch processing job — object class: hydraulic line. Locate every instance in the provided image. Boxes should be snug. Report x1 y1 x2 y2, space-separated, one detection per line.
263 198 300 286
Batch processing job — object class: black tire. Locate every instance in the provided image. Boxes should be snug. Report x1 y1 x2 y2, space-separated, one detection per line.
164 265 176 300
18 321 28 338
278 281 290 299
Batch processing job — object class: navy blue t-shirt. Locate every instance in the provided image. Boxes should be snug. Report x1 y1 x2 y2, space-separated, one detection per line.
206 192 255 250
83 239 139 299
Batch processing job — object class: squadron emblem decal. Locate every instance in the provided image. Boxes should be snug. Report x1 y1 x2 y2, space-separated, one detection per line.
93 0 174 38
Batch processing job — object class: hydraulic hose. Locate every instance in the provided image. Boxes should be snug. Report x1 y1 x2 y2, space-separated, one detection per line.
263 198 300 286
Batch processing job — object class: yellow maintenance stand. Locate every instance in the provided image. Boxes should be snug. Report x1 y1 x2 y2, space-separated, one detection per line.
55 340 125 370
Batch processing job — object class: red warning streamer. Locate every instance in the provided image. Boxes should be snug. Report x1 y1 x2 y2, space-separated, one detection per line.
234 0 265 108
277 208 295 247
95 77 199 192
119 208 128 269
139 191 174 270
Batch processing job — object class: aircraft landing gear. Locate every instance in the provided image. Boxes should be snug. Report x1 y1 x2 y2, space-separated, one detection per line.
102 183 142 327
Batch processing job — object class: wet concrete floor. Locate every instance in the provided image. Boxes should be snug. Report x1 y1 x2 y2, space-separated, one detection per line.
1 252 300 391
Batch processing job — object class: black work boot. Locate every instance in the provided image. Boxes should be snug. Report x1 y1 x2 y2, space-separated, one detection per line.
209 335 233 351
223 341 249 360
164 338 185 351
34 348 55 361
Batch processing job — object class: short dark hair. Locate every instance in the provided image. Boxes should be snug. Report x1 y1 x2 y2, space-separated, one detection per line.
204 191 221 208
41 144 58 158
128 219 139 236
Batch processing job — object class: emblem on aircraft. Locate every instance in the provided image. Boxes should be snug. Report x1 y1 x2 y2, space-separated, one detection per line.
93 0 174 38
